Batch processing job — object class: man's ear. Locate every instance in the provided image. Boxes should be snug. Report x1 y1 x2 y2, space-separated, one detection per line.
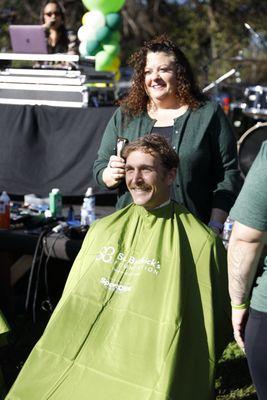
166 168 177 185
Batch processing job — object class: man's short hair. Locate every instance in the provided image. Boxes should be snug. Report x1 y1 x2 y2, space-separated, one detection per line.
122 134 179 170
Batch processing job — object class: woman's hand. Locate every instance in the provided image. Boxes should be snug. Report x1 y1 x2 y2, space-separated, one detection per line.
208 208 228 235
42 21 53 31
102 155 125 188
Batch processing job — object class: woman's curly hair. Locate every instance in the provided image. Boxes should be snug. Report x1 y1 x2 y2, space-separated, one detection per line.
119 34 205 116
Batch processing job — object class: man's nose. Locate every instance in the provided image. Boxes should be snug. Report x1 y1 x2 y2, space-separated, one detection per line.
132 170 143 184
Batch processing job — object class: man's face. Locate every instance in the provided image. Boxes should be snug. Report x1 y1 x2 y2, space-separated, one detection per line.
125 150 176 209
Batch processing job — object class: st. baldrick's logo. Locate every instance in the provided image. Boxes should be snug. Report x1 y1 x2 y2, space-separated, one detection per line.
96 246 161 276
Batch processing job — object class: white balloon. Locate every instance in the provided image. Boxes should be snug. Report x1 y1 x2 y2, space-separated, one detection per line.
83 10 105 30
77 26 87 42
85 27 97 41
77 25 97 43
79 41 88 57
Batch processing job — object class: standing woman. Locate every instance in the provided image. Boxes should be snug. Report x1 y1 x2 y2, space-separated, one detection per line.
93 34 241 230
40 0 77 55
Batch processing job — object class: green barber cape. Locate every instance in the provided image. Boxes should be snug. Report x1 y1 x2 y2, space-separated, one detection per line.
6 202 231 400
0 310 9 340
1 309 10 398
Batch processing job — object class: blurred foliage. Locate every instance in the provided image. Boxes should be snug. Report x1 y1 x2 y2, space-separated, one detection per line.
120 0 267 88
0 0 266 88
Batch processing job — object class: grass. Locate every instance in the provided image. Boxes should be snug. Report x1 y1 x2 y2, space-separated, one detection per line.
215 341 257 399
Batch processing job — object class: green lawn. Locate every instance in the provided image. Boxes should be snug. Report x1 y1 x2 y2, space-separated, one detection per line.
216 341 257 399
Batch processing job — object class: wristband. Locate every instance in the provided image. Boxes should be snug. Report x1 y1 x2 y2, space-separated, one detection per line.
231 301 250 310
208 220 224 233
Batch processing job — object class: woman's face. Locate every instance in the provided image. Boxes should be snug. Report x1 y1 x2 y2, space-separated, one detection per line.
43 3 62 30
144 51 177 103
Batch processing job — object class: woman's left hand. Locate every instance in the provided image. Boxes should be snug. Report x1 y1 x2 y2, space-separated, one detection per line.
210 225 222 235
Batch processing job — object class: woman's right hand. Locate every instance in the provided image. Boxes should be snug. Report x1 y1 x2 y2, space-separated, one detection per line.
102 155 126 188
42 22 51 31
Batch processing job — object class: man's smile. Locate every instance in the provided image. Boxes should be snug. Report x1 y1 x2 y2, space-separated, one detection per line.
130 186 151 192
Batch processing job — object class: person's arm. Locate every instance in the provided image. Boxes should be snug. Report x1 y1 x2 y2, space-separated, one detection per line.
227 221 267 349
93 108 126 189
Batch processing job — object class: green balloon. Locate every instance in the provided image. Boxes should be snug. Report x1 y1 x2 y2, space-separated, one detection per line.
108 30 120 44
82 0 125 14
95 50 114 71
105 13 122 30
86 39 101 56
96 26 112 43
103 43 120 56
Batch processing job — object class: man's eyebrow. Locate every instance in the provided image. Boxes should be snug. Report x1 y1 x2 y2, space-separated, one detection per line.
125 163 154 169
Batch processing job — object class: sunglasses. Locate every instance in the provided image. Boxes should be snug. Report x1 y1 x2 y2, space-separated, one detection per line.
45 11 61 17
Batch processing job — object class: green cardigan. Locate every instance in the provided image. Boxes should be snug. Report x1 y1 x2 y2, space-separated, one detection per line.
93 101 241 223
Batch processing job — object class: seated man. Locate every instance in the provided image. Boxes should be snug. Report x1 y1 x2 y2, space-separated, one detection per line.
6 134 230 400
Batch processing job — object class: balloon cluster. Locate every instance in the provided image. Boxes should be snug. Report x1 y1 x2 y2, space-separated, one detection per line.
78 0 125 78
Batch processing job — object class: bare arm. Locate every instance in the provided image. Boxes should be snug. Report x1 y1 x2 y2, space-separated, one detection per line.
228 221 267 349
228 222 266 304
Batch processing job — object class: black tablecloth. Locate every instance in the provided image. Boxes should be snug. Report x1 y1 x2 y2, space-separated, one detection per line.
0 104 116 196
0 228 82 262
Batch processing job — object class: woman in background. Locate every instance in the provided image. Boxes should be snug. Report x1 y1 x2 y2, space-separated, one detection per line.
40 0 77 55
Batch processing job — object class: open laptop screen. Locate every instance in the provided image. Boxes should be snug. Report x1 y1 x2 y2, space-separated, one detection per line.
9 25 48 54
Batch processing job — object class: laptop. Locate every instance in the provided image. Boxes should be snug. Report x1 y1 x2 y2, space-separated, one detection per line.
9 25 48 54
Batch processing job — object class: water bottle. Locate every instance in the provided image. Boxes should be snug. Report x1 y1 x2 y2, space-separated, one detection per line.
222 217 234 249
80 187 95 226
49 188 62 218
0 191 11 229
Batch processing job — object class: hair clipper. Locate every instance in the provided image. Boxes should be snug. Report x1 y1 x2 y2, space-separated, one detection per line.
116 137 128 157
